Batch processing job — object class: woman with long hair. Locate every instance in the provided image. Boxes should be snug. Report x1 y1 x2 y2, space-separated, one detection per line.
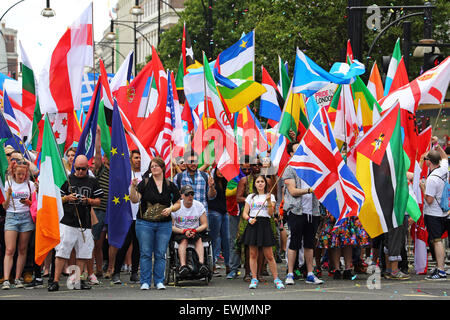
1 162 35 289
241 175 285 290
130 157 181 290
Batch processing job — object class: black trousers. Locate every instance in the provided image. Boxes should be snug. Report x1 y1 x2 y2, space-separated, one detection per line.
113 221 140 275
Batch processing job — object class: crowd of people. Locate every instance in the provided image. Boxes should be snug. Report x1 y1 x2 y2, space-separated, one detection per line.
0 131 449 292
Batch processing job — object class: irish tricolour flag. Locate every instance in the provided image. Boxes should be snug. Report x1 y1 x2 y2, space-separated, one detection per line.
35 116 67 265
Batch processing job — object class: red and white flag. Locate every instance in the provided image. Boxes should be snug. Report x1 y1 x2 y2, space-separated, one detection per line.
380 56 450 113
38 3 93 114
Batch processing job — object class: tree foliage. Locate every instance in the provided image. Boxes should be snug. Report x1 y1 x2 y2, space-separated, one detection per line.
154 0 449 83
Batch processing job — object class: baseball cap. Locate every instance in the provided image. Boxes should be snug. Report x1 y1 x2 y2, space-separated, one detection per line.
180 185 194 195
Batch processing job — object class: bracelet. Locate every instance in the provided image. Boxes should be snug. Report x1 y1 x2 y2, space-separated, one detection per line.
191 228 197 233
182 229 188 234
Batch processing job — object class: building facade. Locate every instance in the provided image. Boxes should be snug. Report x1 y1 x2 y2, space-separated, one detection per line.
0 23 18 79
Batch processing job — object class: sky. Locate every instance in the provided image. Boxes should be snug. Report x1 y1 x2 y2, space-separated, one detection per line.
1 0 117 73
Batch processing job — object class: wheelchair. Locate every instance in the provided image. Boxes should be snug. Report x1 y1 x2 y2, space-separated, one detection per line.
165 232 214 286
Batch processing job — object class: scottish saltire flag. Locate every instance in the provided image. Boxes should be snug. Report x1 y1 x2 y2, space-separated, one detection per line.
81 72 114 112
288 107 365 228
72 77 102 172
292 48 365 97
107 100 133 249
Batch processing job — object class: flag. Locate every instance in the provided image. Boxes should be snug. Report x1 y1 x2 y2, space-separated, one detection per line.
30 99 43 151
81 72 115 112
107 101 133 249
35 116 67 265
38 3 93 114
289 107 365 228
384 38 401 96
355 103 417 238
379 56 450 113
72 75 102 168
278 56 290 100
351 76 382 133
235 106 268 155
367 62 384 101
292 48 365 97
134 47 168 150
270 133 290 176
153 70 175 177
216 77 266 113
333 84 361 151
259 65 283 126
388 56 409 95
216 30 254 80
19 41 36 119
278 84 309 142
2 91 26 154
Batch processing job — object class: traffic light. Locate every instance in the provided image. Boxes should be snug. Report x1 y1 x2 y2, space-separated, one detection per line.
423 53 445 72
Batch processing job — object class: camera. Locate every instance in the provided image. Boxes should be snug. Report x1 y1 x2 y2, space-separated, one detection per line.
74 194 85 204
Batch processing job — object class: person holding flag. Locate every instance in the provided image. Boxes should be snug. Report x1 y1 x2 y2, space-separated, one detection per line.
48 155 103 292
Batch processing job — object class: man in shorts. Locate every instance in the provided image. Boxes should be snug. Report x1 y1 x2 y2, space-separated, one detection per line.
48 155 103 291
419 144 448 280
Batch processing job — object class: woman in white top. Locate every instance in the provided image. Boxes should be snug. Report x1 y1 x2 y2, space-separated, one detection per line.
241 175 284 290
1 162 36 289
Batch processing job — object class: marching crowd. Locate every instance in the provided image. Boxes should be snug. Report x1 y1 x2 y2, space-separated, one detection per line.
0 130 449 292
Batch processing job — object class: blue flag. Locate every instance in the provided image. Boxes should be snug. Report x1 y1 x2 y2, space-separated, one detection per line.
106 100 133 249
72 79 101 173
292 48 365 97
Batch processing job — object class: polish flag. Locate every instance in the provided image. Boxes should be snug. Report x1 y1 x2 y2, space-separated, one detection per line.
38 3 93 114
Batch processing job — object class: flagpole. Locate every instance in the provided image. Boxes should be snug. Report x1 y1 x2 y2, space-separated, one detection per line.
45 113 86 242
433 103 444 129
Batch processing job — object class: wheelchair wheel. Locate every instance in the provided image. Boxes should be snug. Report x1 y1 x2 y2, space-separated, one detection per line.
164 246 172 285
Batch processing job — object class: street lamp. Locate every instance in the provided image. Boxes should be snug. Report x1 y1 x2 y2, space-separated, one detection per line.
130 0 144 17
41 0 55 18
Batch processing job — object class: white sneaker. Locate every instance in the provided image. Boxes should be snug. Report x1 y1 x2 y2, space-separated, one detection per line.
156 283 166 290
285 273 295 285
305 274 324 285
14 279 24 288
140 283 150 290
1 280 10 290
88 274 100 285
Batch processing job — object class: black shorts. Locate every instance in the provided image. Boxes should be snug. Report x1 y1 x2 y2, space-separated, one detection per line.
424 215 447 241
287 213 320 250
172 231 210 244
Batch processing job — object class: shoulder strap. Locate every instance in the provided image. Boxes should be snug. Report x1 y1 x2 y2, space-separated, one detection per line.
176 172 183 189
200 171 208 184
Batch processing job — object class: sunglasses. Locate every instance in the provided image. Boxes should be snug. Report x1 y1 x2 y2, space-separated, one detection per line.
75 167 88 171
184 192 195 197
11 158 26 165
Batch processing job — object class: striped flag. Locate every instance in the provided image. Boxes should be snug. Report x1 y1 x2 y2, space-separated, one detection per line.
367 62 384 101
0 138 8 204
35 115 67 265
278 57 290 100
384 38 401 96
355 103 419 238
289 107 365 228
19 41 36 120
259 65 283 126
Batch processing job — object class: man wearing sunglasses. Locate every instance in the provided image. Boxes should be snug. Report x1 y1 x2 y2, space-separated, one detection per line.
48 155 103 292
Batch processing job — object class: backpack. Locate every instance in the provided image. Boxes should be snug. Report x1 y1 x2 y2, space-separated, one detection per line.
430 173 450 213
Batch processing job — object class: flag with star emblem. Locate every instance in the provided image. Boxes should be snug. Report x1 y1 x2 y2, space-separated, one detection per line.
106 100 133 249
354 102 418 238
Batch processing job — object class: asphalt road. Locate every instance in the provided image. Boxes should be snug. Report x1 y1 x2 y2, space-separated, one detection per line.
0 264 448 301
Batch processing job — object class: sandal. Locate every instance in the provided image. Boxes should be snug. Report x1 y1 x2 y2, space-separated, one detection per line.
243 273 252 282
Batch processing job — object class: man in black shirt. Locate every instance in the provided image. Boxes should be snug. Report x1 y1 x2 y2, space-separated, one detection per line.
48 155 103 292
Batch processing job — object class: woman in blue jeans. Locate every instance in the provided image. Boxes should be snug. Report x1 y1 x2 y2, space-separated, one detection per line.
130 157 181 290
207 169 230 275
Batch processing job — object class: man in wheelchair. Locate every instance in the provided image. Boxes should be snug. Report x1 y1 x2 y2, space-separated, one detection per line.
171 185 210 277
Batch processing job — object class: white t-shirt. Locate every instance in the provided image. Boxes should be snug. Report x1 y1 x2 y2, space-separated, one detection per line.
172 199 205 230
130 170 143 220
245 193 276 218
5 180 35 213
424 159 448 217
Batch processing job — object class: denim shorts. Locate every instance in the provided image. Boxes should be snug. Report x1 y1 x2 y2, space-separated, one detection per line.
5 211 35 232
91 209 107 241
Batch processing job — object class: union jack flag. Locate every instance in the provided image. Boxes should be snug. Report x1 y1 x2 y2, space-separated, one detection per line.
288 107 365 228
